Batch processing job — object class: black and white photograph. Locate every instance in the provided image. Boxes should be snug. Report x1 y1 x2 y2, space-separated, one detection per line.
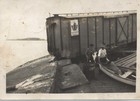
0 0 140 99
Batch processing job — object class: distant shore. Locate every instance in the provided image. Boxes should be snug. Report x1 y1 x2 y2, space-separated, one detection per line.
7 38 46 41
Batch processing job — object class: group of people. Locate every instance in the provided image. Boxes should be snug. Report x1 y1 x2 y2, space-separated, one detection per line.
85 44 110 65
85 43 123 76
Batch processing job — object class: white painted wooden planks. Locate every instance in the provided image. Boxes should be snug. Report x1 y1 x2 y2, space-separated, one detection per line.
120 70 133 78
114 53 136 67
115 53 136 64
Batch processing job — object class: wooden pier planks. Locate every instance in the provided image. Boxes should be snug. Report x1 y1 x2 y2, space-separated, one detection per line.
122 58 136 67
114 53 136 68
117 57 136 67
114 53 136 64
120 70 133 78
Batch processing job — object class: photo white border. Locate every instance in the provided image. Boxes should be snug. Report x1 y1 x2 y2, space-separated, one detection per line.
0 0 140 100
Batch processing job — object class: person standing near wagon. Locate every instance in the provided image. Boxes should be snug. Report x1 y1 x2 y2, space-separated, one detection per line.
85 44 95 63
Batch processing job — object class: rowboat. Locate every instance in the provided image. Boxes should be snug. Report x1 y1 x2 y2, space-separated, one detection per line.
99 62 136 86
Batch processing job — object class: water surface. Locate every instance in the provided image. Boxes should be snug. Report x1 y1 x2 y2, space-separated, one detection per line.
0 40 49 73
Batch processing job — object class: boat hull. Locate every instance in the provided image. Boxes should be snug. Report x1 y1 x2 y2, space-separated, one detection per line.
99 63 136 86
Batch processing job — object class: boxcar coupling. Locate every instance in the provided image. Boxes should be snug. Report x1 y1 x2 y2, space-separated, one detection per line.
46 10 137 58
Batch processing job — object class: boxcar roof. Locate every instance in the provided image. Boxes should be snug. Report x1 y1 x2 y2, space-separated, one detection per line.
47 10 136 19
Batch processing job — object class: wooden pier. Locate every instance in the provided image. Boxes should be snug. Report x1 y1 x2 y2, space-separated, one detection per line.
114 52 136 69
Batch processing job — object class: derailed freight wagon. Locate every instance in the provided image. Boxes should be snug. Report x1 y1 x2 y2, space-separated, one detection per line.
46 10 137 58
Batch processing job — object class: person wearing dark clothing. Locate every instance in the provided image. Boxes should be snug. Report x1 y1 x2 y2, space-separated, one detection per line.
85 44 94 63
54 49 61 60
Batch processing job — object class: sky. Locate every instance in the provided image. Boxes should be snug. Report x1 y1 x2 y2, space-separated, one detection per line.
0 0 139 40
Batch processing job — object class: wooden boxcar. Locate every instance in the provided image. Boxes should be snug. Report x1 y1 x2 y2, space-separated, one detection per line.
46 10 137 58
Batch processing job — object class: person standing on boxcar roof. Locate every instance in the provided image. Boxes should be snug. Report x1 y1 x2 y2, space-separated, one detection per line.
85 44 94 63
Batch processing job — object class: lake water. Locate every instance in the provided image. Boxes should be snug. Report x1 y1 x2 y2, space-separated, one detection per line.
0 41 49 73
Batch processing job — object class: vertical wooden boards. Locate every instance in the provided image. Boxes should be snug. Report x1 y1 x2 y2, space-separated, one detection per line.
96 17 103 50
50 26 55 52
70 19 80 57
46 20 49 52
61 18 70 58
88 18 96 49
71 36 80 57
110 19 116 45
46 23 50 53
117 17 127 44
128 15 133 43
47 20 51 52
47 13 137 58
47 19 56 53
79 18 88 54
133 14 137 41
54 18 61 52
104 19 110 46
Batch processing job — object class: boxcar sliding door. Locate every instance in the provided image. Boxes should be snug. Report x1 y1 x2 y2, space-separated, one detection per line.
116 16 129 45
104 16 130 48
